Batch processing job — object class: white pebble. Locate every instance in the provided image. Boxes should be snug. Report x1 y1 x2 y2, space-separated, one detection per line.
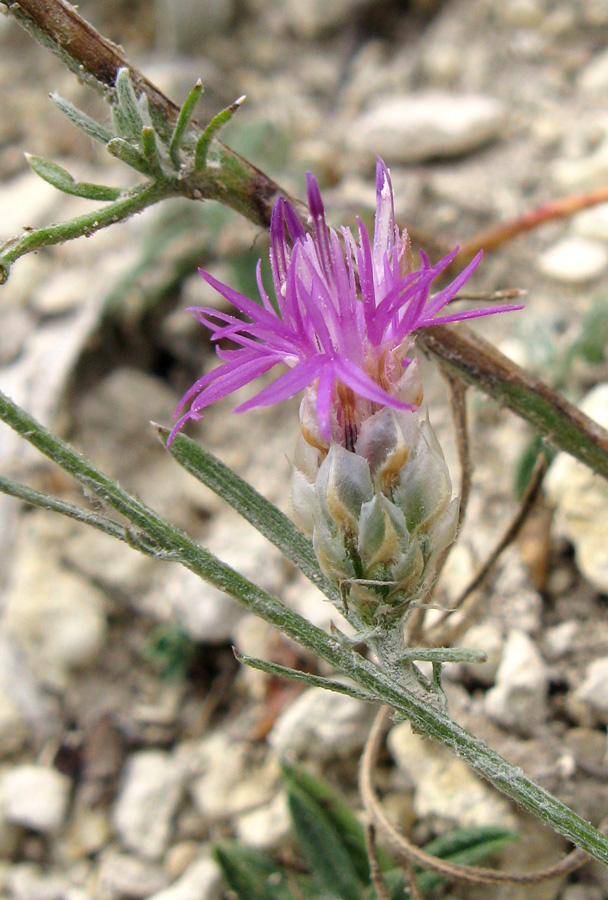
573 658 608 724
113 751 182 860
268 687 376 760
545 384 608 593
537 236 608 283
484 630 548 732
1 765 71 833
346 93 506 164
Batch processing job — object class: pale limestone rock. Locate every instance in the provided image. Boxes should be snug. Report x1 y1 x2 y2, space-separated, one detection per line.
3 555 107 689
146 856 221 900
545 384 608 593
113 751 183 860
573 202 608 241
573 658 608 725
537 236 608 283
268 687 377 760
457 622 504 687
484 630 549 732
187 731 279 821
347 93 506 163
235 792 291 850
1 765 71 833
96 851 167 900
387 722 516 831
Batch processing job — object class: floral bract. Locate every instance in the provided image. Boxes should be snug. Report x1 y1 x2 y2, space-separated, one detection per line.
170 158 521 444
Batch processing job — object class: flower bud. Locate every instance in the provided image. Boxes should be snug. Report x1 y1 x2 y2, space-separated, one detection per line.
291 407 458 627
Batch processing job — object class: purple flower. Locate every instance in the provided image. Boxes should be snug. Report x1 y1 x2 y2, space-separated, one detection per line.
170 158 521 445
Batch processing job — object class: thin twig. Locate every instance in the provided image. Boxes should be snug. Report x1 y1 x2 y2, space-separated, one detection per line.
417 324 608 482
360 707 587 886
445 369 471 534
364 823 392 900
404 857 424 900
426 453 547 646
457 185 608 261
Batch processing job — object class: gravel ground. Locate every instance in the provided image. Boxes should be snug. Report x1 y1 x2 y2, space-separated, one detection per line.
1 1 608 898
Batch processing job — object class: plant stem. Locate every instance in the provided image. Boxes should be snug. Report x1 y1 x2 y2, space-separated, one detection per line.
0 180 168 283
418 324 608 481
6 0 304 226
1 388 608 865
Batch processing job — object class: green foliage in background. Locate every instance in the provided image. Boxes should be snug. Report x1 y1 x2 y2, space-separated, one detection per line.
214 763 517 900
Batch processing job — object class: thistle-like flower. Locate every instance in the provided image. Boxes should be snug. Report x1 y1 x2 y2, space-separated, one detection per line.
171 159 521 629
170 159 520 447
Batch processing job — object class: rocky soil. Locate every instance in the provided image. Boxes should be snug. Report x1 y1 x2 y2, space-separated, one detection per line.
1 0 608 898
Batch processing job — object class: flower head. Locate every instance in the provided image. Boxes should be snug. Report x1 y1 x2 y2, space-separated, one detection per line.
170 158 521 446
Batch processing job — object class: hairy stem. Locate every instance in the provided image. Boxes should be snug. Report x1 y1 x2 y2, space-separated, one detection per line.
0 180 168 283
418 324 608 481
2 388 608 865
6 0 304 225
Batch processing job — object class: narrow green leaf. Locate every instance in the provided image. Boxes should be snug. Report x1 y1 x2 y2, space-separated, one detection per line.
141 126 163 176
398 648 487 664
235 650 379 703
106 138 151 175
49 93 114 144
161 428 341 605
213 843 292 900
287 782 365 900
114 67 145 141
195 95 245 171
381 826 517 896
282 764 391 883
169 79 204 165
421 824 517 862
25 154 121 201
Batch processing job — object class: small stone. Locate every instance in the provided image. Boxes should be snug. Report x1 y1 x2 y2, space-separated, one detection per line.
96 851 167 900
31 268 91 316
552 138 608 190
5 864 69 900
63 807 111 860
283 0 367 37
387 722 516 831
543 620 578 661
573 658 608 725
573 202 608 241
578 47 608 93
113 751 183 860
0 633 37 757
561 887 603 900
165 842 200 881
187 731 278 821
545 384 608 593
457 623 504 687
235 792 291 850
484 630 549 732
347 93 506 164
147 856 221 900
3 550 107 689
1 765 71 833
268 687 377 760
496 0 545 26
537 236 608 283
